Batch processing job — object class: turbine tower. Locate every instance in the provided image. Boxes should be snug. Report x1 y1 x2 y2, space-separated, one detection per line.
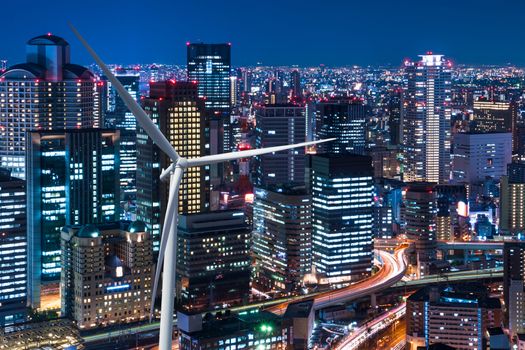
70 24 334 350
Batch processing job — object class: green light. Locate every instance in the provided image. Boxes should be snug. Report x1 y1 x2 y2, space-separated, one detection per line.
259 324 272 332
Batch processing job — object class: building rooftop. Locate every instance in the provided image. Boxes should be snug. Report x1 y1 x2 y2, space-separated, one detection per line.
77 225 100 238
408 284 501 309
27 34 69 46
487 327 505 336
184 310 281 340
259 183 308 196
127 220 147 233
283 300 314 319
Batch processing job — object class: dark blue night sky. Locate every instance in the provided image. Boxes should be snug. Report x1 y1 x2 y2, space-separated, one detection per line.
2 0 525 67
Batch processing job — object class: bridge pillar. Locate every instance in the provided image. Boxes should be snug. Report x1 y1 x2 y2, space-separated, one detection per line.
371 293 377 308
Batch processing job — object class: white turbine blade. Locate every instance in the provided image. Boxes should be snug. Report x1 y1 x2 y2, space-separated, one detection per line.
149 168 181 321
185 138 335 167
69 23 179 162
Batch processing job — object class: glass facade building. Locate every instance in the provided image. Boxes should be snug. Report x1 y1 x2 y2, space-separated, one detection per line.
176 210 251 312
314 98 366 155
252 185 312 293
0 169 26 325
311 154 374 285
105 72 140 215
187 43 232 153
254 104 306 186
26 129 120 308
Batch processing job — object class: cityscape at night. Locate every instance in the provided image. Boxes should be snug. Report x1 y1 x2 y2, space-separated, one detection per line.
2 1 525 349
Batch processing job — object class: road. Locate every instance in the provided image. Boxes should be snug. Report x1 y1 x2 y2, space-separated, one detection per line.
267 246 408 315
393 267 503 288
374 318 406 350
334 303 406 350
82 247 407 346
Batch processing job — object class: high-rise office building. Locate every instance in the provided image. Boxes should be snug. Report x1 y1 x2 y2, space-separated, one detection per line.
406 284 502 350
373 178 404 239
500 175 525 234
105 72 140 211
402 54 452 184
27 128 120 308
138 81 208 254
176 210 251 312
452 132 512 185
252 185 312 293
290 70 302 99
0 169 26 326
187 43 232 152
508 161 525 183
60 221 152 329
387 88 402 145
435 184 468 241
471 99 518 149
0 34 99 179
404 182 437 277
311 154 374 285
370 146 401 179
504 241 525 335
254 104 306 186
314 98 366 155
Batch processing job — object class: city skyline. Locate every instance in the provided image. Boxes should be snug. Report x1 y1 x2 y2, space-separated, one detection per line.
2 0 525 67
2 3 525 349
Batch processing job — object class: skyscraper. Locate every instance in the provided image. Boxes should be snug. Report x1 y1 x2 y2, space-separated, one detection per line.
290 70 302 99
105 71 140 212
500 175 525 234
254 104 306 186
373 178 403 239
252 185 312 293
138 81 208 254
0 169 26 326
311 154 374 285
187 43 232 152
314 98 366 155
387 88 402 145
0 34 98 179
404 182 437 277
27 128 120 308
504 241 525 335
402 54 452 184
176 210 251 312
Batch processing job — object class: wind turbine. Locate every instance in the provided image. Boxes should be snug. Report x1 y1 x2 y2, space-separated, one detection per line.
70 24 334 350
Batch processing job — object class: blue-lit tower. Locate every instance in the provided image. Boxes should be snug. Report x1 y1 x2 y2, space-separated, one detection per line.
0 169 26 325
187 43 231 156
105 71 140 218
314 98 366 155
311 154 374 285
26 129 120 308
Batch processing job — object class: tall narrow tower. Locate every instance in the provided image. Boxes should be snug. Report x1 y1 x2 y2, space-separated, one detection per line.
402 54 452 184
187 43 231 151
137 81 208 253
